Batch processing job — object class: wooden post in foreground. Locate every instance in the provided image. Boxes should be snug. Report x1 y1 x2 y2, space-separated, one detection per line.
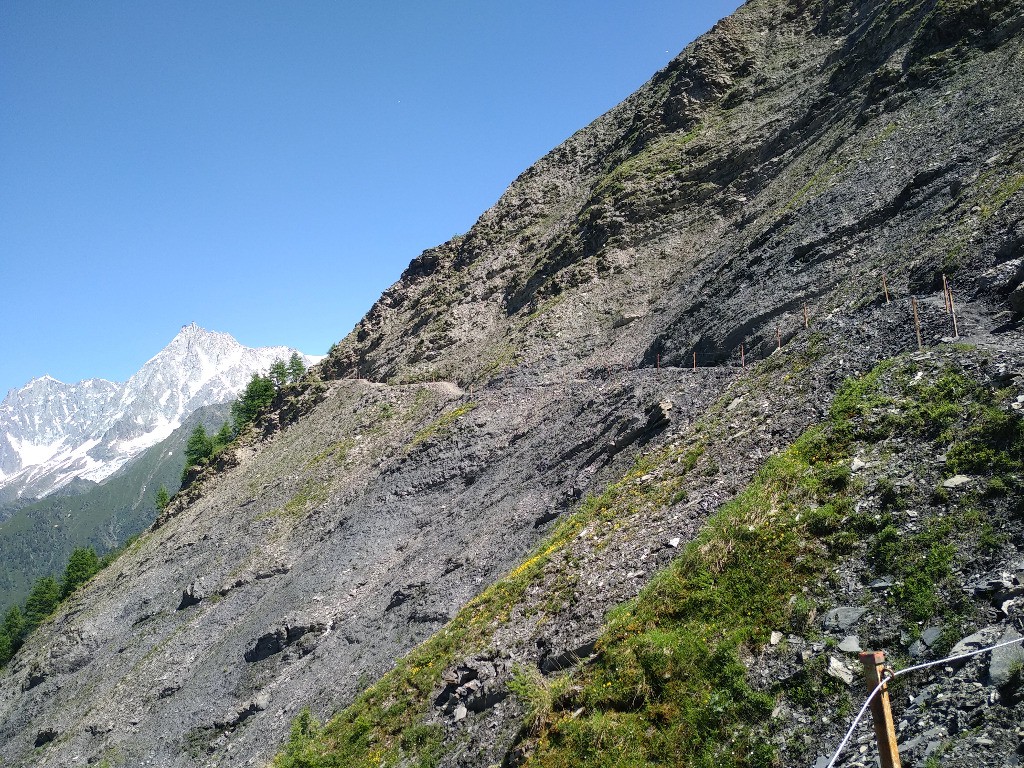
948 285 960 338
740 343 745 369
911 297 923 351
859 651 902 768
942 274 952 313
776 326 781 351
803 303 809 329
693 351 697 371
882 274 891 304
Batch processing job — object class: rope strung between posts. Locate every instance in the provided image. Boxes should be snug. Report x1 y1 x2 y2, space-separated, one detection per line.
824 633 1024 768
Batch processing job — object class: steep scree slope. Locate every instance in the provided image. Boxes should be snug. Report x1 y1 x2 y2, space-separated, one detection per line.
2 0 1024 766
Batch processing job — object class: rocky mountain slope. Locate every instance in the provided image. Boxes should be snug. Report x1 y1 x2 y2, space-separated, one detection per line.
0 323 316 505
2 0 1024 766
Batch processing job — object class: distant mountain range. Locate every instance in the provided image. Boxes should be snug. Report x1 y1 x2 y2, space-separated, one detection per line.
0 324 319 505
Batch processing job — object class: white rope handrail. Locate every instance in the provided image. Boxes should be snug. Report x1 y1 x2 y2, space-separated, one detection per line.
824 633 1024 768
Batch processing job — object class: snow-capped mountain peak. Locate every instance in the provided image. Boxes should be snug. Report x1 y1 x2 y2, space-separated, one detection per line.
0 325 318 501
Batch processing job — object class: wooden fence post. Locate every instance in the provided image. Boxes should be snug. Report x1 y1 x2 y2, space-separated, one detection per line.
693 351 697 371
803 304 809 329
911 297 923 351
740 343 745 369
948 284 960 338
859 651 902 768
882 274 891 304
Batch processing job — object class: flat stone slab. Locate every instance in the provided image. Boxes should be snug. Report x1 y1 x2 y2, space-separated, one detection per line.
838 635 862 653
942 474 972 488
921 626 943 647
826 655 854 685
989 628 1024 687
951 628 999 657
823 606 866 631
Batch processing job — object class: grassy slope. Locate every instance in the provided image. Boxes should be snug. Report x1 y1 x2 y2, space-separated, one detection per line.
268 346 1022 768
518 355 1022 767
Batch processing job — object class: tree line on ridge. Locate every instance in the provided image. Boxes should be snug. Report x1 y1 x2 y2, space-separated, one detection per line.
181 352 307 482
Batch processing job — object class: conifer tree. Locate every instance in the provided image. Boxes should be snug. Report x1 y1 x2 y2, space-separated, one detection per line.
60 547 101 598
231 373 275 432
155 485 170 512
24 577 60 631
0 627 12 667
269 359 289 389
213 422 233 452
287 352 306 383
2 605 24 647
184 425 213 468
0 606 20 665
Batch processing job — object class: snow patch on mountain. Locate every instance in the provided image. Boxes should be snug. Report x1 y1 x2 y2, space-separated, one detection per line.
7 434 65 468
0 324 319 501
116 419 176 456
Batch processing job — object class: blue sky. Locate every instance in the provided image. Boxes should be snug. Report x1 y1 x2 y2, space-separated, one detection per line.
0 1 743 396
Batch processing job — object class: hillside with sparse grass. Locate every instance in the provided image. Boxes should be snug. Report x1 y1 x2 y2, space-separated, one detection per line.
3 1 1024 766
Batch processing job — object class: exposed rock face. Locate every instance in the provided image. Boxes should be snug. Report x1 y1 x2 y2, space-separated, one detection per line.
321 0 1024 389
2 0 1024 767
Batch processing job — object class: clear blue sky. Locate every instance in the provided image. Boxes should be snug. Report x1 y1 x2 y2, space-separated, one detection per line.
0 1 743 396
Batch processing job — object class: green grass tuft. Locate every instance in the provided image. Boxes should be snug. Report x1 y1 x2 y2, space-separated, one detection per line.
408 403 479 449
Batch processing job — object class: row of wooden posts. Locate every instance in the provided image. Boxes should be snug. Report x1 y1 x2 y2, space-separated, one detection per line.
651 273 961 372
839 277 961 768
653 278 963 768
